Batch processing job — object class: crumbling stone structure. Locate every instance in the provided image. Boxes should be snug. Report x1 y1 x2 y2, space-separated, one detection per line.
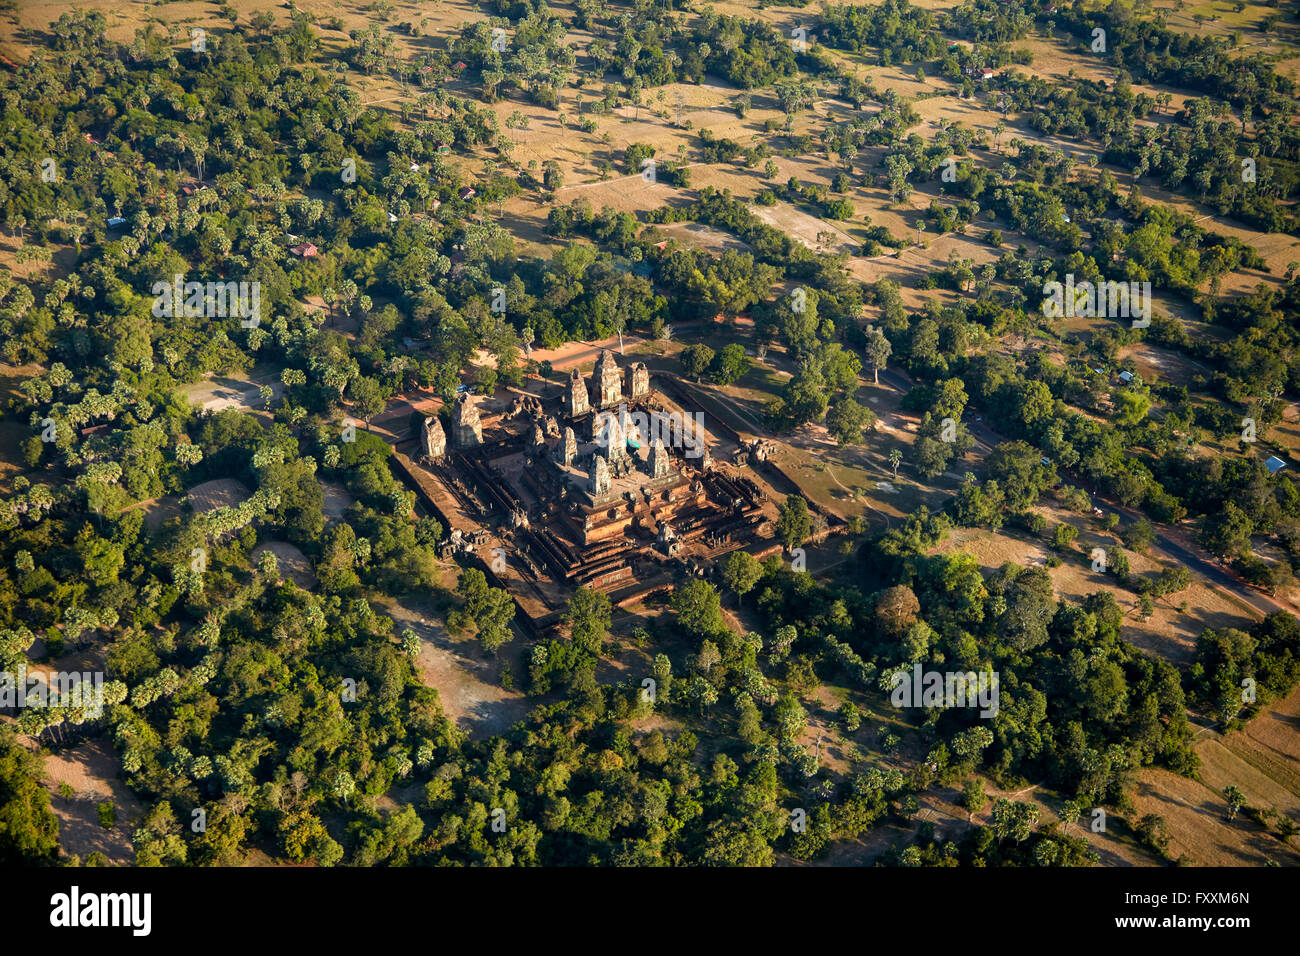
596 349 622 407
421 415 446 460
626 361 649 400
567 368 589 416
590 454 611 497
452 393 483 447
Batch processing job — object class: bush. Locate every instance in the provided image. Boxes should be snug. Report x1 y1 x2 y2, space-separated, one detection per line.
1051 523 1078 551
1022 511 1047 535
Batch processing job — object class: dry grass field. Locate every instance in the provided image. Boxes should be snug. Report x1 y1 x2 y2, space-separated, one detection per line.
251 540 316 588
0 362 42 486
185 477 252 512
36 735 145 865
945 516 1258 666
2 0 1293 309
1132 685 1300 866
383 593 531 740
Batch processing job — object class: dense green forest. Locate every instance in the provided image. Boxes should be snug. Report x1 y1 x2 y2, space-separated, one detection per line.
1 0 1299 867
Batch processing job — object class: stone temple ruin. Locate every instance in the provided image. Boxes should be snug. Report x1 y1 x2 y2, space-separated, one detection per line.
405 351 782 629
420 415 446 460
451 392 483 448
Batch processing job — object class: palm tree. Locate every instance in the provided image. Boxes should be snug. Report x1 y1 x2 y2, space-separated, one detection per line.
888 449 902 479
1223 785 1245 821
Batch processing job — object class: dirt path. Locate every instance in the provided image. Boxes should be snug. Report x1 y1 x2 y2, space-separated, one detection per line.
825 464 893 529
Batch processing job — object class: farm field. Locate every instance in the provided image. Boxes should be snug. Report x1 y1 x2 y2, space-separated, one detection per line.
1133 684 1300 866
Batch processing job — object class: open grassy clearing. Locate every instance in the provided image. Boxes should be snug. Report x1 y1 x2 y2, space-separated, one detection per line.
1153 0 1300 59
1133 684 1300 866
664 328 969 524
944 513 1258 666
3 0 1292 312
798 677 1163 866
1115 340 1212 388
381 593 532 741
36 735 144 865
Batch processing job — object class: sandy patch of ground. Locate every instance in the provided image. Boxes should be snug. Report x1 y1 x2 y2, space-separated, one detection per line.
38 735 143 865
124 494 183 532
656 220 754 255
382 594 530 740
180 371 282 415
752 200 859 256
320 479 355 522
1116 340 1212 388
252 540 315 588
185 477 252 512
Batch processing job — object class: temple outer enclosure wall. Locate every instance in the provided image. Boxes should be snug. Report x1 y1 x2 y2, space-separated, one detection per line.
658 375 844 538
385 352 828 635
